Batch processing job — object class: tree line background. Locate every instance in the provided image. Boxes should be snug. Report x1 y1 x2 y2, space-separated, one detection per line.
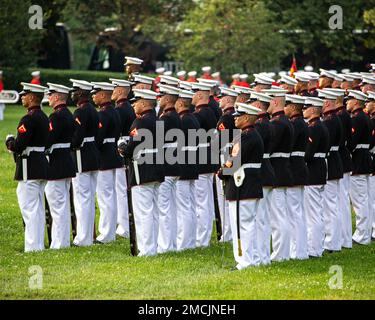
1 0 374 86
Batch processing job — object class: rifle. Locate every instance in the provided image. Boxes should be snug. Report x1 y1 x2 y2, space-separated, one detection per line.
125 158 138 256
213 176 223 242
44 194 52 246
69 183 77 238
236 185 242 257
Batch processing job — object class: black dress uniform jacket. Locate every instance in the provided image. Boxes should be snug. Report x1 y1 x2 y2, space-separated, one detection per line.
8 106 49 181
123 109 165 187
71 101 100 172
97 103 123 171
269 111 294 187
193 104 218 174
348 109 373 175
305 118 330 185
255 113 276 187
224 126 264 200
323 110 344 180
336 107 352 173
208 96 222 122
216 107 236 164
179 110 200 180
115 99 136 137
159 107 181 177
289 115 309 186
46 104 76 180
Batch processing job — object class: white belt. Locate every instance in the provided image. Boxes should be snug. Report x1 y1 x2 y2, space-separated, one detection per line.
163 142 178 149
198 143 210 148
313 153 326 158
103 138 115 144
221 143 233 151
291 151 305 157
80 136 95 147
135 148 158 159
370 146 375 154
48 143 71 153
355 144 370 150
181 146 198 152
242 163 262 169
330 146 339 152
270 152 290 158
22 146 45 156
21 147 45 182
263 153 270 159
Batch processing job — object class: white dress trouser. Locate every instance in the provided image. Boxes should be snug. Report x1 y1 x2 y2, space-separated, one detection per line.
287 186 309 259
369 175 375 239
96 169 118 243
339 173 352 248
229 199 260 270
157 176 178 253
17 180 46 252
216 175 231 242
0 103 5 120
45 179 71 249
270 187 291 262
72 171 98 246
176 179 196 251
195 173 214 247
304 185 325 257
115 167 129 238
350 175 372 244
323 179 342 251
256 187 272 265
132 182 160 256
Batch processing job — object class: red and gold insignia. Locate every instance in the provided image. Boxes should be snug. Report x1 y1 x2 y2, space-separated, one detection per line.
49 122 53 132
308 137 313 143
351 127 355 134
218 123 226 131
75 117 81 126
98 122 103 129
372 129 375 136
18 124 27 134
130 128 138 137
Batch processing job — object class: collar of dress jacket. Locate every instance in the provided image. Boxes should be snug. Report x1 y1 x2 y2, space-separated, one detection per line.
178 109 190 116
99 102 112 110
77 100 89 108
271 110 284 118
308 117 320 125
136 109 153 118
351 108 364 117
116 98 128 106
27 105 41 112
290 113 303 121
53 103 67 111
242 125 255 132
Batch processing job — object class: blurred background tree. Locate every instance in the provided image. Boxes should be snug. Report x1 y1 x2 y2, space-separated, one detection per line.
266 0 375 69
0 0 43 88
170 0 287 75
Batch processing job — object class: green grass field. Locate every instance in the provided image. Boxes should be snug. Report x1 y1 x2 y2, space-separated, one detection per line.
0 105 374 300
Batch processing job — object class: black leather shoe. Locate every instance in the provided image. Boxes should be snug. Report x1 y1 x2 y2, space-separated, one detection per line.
94 240 104 245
